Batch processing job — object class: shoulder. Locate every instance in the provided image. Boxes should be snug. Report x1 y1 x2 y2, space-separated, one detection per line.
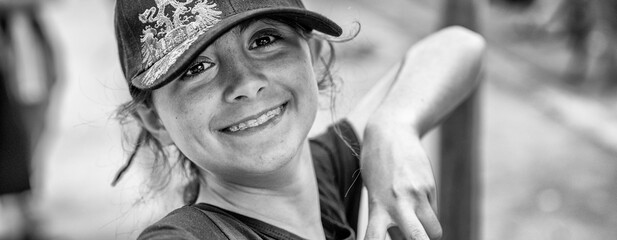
309 120 361 178
309 120 363 228
309 120 360 157
137 205 230 240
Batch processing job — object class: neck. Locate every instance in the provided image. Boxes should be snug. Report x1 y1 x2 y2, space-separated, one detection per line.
197 141 325 240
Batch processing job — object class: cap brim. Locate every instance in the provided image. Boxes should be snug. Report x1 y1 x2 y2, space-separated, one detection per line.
131 7 342 90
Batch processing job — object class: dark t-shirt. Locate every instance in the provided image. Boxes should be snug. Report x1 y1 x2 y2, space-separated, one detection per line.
138 121 363 240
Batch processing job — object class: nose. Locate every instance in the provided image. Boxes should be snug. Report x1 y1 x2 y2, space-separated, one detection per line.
222 60 268 103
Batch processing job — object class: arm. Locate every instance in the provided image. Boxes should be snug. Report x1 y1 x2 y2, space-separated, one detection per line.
345 26 485 240
347 26 485 139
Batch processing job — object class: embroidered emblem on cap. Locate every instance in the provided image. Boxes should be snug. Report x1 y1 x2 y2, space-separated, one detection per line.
138 0 222 87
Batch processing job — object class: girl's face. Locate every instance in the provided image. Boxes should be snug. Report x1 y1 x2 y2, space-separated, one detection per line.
150 19 319 182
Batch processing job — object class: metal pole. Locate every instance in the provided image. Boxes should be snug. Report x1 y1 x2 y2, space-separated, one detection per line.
438 0 481 240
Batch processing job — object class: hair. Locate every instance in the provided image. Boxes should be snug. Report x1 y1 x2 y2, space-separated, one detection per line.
113 17 359 205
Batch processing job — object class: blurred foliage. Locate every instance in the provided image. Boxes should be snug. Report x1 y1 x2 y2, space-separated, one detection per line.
491 0 536 9
493 0 617 90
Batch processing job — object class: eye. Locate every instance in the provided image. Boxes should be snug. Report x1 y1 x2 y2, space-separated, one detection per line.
249 33 281 50
181 60 214 80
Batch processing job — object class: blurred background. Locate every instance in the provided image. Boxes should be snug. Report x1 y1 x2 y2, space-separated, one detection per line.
1 0 616 239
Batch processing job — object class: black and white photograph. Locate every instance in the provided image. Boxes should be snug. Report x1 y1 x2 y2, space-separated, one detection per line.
0 0 616 239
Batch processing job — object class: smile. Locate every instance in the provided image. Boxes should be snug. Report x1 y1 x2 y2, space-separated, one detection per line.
222 103 287 133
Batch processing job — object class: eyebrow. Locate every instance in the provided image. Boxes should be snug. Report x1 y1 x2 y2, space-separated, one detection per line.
235 18 284 34
237 19 257 33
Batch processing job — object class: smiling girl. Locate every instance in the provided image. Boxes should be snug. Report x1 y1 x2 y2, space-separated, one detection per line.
112 0 484 239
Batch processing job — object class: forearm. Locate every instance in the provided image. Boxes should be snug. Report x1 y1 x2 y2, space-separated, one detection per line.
367 26 485 137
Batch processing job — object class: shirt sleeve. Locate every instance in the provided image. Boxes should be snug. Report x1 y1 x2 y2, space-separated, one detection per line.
309 120 363 232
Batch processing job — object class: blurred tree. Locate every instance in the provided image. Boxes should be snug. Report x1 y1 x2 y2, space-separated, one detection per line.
491 0 535 9
546 0 617 88
594 0 617 88
551 0 595 84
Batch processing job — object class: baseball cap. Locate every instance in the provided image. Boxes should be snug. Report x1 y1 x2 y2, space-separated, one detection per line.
114 0 343 91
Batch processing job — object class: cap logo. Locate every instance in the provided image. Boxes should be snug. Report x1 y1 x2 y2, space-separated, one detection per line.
138 0 222 86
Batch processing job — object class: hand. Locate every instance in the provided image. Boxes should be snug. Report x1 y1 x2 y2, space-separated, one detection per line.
360 123 442 240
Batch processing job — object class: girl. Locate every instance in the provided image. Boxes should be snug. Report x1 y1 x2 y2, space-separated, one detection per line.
112 0 485 239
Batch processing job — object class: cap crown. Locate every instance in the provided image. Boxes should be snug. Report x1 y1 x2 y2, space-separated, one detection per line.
115 0 339 90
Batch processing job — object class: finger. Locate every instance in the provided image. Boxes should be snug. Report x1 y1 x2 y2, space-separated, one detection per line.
416 199 442 240
364 207 390 240
387 227 405 239
393 201 430 240
395 212 430 240
428 186 438 214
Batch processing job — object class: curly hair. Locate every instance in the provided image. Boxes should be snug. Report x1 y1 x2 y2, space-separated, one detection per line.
112 17 358 205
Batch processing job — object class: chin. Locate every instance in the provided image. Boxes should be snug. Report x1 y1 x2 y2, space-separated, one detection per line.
246 141 303 173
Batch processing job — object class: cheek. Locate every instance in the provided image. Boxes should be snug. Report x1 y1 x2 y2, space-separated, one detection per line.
283 55 319 129
282 50 319 91
298 58 320 106
154 93 217 158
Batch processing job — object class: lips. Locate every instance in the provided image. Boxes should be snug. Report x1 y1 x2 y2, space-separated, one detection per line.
220 102 287 133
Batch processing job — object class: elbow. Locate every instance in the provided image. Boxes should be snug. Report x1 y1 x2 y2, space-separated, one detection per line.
415 25 486 65
440 26 486 85
442 25 486 59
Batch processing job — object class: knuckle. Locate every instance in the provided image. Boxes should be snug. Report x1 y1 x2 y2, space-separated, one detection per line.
390 183 415 199
390 185 404 199
417 183 435 194
390 182 434 200
425 184 436 192
409 187 423 198
406 187 425 200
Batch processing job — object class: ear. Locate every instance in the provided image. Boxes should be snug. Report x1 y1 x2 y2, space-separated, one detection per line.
134 104 174 146
307 38 324 65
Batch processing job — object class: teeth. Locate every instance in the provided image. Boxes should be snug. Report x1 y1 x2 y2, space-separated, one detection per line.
257 114 267 124
227 105 283 132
